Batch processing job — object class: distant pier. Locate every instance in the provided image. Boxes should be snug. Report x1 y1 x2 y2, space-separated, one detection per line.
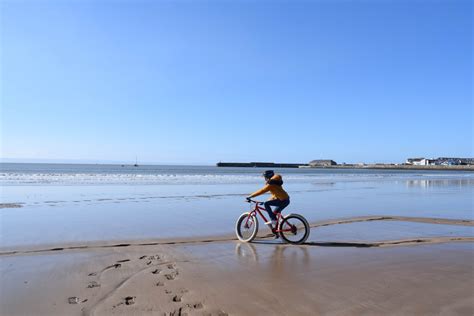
216 162 308 168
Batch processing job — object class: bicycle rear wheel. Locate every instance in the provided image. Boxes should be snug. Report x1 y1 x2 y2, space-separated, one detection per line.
235 212 259 242
279 214 310 244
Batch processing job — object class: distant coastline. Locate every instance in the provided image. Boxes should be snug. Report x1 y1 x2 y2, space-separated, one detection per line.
216 161 474 171
305 164 474 171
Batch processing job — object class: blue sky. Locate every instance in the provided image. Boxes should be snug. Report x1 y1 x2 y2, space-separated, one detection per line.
1 0 472 164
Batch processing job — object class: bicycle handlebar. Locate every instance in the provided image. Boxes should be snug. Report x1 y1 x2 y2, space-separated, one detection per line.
246 198 264 205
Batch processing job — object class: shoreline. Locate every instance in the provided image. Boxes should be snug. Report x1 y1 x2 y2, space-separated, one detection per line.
216 163 474 171
2 215 472 256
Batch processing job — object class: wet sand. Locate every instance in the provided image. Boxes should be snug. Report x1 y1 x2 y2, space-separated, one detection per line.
1 216 473 315
1 215 472 255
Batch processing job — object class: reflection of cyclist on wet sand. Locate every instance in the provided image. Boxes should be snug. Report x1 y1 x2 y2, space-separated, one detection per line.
246 170 290 234
235 242 310 266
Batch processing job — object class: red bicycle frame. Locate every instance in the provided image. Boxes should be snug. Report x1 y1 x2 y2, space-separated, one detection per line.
245 200 296 233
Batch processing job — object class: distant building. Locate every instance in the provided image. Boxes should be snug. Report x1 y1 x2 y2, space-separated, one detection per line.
406 158 431 166
458 158 474 165
309 159 337 167
406 157 474 166
432 157 474 166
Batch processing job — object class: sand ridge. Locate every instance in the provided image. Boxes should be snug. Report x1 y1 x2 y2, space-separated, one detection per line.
1 215 472 256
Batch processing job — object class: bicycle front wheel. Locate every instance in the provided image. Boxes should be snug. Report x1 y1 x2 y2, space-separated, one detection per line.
279 214 310 244
235 212 259 242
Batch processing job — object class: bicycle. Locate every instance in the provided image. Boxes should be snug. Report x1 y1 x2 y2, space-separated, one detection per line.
235 198 310 244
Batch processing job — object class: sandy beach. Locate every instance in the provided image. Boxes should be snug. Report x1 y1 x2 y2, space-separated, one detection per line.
1 215 473 316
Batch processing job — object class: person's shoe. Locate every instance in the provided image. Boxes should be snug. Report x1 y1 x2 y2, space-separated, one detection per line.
272 230 280 239
265 220 277 226
265 221 279 239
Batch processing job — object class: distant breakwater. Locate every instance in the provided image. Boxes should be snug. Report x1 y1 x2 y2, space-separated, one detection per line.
216 162 308 168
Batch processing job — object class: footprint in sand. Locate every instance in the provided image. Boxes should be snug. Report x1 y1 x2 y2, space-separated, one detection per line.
149 254 161 260
111 296 136 309
124 296 135 305
169 308 184 316
87 281 100 289
163 263 179 280
164 274 176 280
81 254 214 315
139 254 161 261
165 285 205 314
88 262 122 277
68 297 80 304
107 263 122 269
68 297 89 304
168 301 205 315
188 302 203 309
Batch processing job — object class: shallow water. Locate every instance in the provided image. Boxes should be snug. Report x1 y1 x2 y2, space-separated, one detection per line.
1 164 473 248
309 220 474 243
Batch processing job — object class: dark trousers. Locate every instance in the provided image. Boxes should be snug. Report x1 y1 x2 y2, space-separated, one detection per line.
264 199 290 221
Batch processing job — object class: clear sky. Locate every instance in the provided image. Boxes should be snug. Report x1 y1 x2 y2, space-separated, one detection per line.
1 0 472 164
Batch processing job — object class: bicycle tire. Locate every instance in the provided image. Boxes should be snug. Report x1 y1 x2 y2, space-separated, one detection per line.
279 214 310 244
235 212 259 242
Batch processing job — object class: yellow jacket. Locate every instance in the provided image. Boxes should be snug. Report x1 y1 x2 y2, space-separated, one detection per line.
249 174 289 201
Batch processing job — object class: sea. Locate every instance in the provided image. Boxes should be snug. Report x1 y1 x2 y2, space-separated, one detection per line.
1 163 473 249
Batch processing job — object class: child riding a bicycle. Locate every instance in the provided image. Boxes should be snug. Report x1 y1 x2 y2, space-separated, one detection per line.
246 170 290 228
238 170 308 243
